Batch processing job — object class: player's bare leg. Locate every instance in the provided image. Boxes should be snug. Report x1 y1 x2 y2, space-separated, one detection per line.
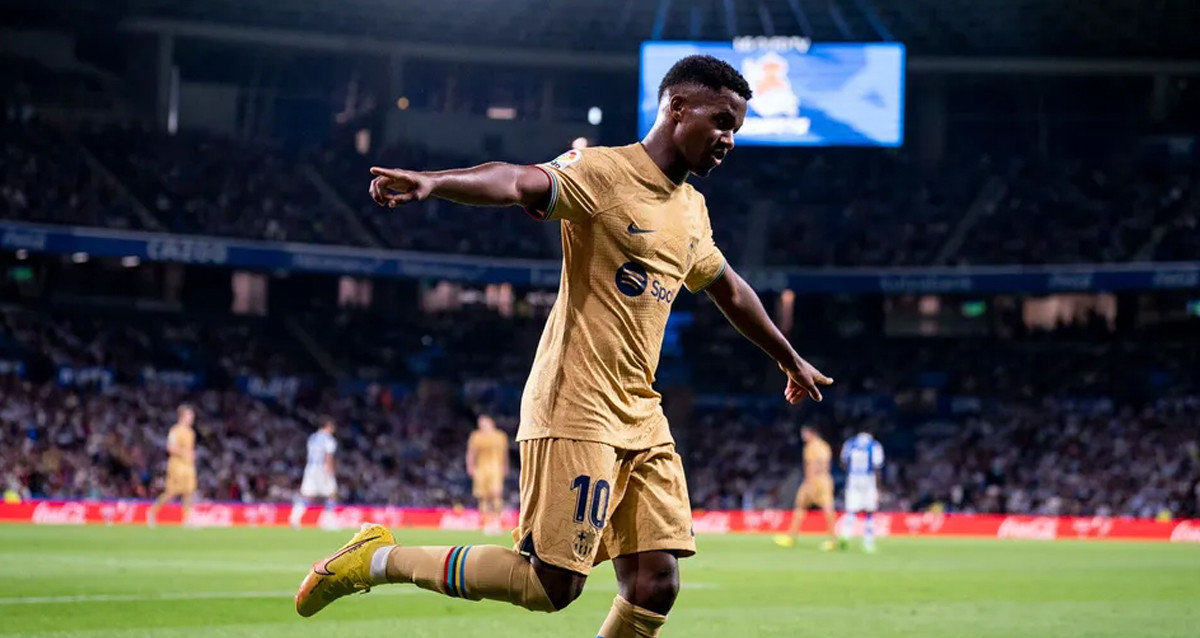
288 496 308 529
862 513 878 553
296 525 582 617
600 551 677 638
476 497 492 533
146 490 175 528
481 493 503 535
774 501 807 547
318 497 339 530
820 503 845 551
180 492 194 527
838 512 858 547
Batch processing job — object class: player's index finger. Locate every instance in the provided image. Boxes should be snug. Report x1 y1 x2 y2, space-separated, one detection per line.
370 167 402 177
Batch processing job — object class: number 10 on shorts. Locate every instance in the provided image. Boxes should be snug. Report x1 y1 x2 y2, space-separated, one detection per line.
571 475 611 529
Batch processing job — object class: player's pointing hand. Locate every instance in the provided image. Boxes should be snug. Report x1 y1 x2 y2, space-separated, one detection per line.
780 357 833 404
370 167 433 208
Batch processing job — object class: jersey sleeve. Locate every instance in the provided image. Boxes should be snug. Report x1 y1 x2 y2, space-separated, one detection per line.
872 443 885 468
529 148 613 224
167 429 179 447
325 436 337 455
684 201 727 293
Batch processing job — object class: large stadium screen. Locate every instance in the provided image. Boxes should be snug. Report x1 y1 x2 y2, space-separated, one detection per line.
639 39 905 147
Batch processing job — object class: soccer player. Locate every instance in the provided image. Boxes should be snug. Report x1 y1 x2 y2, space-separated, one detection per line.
147 404 196 528
775 426 843 550
839 431 885 553
467 414 510 535
295 55 833 638
289 419 338 530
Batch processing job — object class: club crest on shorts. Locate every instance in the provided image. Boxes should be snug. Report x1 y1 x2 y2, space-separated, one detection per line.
545 149 583 170
572 526 597 560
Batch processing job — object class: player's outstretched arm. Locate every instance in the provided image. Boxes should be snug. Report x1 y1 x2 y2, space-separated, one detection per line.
705 263 833 404
369 163 550 211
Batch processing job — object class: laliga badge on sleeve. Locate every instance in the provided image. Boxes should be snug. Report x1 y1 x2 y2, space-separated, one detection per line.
545 149 583 170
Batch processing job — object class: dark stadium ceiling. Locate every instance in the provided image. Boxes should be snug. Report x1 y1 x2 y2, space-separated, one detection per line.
4 0 1198 58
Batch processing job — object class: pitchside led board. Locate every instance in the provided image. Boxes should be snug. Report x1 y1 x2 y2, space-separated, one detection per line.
639 38 905 147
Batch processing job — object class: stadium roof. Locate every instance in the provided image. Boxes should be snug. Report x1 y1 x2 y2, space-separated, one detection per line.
5 0 1198 59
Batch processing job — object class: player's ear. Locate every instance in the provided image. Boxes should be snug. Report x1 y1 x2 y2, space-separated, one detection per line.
668 93 688 123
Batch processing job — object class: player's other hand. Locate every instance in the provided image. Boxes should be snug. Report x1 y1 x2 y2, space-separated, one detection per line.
780 357 833 404
370 167 433 207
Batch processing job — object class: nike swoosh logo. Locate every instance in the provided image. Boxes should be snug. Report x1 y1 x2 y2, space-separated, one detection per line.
312 535 382 576
627 222 655 234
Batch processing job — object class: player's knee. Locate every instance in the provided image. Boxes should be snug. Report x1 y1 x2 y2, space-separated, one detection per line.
615 552 680 615
531 557 587 611
632 563 680 614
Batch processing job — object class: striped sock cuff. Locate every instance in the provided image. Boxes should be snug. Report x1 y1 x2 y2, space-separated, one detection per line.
442 546 473 598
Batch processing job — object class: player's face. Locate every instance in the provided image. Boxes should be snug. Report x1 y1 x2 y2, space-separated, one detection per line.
478 416 495 432
178 407 194 427
673 87 746 177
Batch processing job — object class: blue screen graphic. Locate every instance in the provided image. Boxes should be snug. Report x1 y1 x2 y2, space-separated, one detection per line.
639 41 905 147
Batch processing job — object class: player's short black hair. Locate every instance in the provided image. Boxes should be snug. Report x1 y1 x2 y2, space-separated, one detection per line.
658 55 753 101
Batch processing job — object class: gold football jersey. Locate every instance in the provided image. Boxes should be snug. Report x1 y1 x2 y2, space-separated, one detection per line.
803 437 832 479
468 429 509 471
167 423 195 472
518 144 726 450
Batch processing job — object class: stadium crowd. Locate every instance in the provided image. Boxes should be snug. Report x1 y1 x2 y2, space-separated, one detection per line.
0 378 487 509
2 64 1198 522
3 305 1198 520
1 122 145 231
3 117 1197 267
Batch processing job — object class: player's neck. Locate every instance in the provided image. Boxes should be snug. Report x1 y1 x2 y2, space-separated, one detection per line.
639 133 689 185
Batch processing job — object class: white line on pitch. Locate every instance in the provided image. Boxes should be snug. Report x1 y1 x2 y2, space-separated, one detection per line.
0 582 718 605
0 589 417 605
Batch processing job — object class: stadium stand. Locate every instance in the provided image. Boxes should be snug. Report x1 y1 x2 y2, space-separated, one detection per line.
4 119 1197 265
1 122 145 230
1 0 1198 534
3 304 1197 519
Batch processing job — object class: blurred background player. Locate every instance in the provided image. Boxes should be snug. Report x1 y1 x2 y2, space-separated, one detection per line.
289 419 338 529
840 431 885 553
466 414 509 535
775 426 842 550
146 404 196 528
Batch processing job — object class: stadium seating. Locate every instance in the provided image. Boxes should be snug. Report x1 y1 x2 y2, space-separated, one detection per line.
4 120 1197 266
80 125 367 246
3 304 1197 519
0 122 145 230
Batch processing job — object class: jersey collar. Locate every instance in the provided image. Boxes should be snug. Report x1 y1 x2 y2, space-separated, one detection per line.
630 143 684 193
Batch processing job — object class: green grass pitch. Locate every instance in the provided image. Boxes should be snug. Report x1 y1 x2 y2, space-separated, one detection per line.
1 524 1197 637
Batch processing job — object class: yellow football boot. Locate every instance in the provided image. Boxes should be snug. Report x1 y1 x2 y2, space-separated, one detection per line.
295 522 395 617
773 534 797 548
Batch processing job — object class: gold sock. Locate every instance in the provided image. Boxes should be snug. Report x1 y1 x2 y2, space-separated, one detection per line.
597 596 668 638
380 545 555 612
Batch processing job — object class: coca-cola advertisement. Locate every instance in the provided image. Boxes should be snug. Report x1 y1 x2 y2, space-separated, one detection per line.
3 501 1197 542
996 516 1059 541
